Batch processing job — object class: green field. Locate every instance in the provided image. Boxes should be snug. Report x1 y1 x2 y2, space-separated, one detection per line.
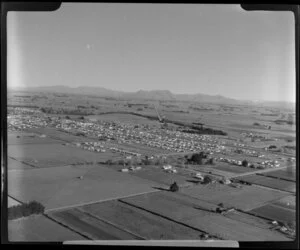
236 175 296 193
8 132 63 145
67 200 205 239
48 208 140 240
87 113 159 125
258 168 296 182
129 166 192 188
8 164 158 210
8 143 117 168
8 215 86 242
8 157 33 170
179 182 287 211
271 195 296 210
121 191 290 241
249 204 295 224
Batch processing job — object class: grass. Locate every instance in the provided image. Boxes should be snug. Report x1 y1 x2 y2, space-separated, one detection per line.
8 214 86 241
179 182 287 211
48 208 139 240
236 175 296 193
8 143 117 168
258 169 296 182
249 204 295 224
121 191 290 241
271 196 296 210
8 164 157 210
78 200 204 240
8 132 62 145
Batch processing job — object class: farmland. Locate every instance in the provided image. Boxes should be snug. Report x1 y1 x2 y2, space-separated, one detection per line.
53 200 205 240
6 90 296 242
8 164 158 210
271 196 296 210
235 175 296 193
8 132 63 145
8 143 118 168
120 191 290 241
48 208 141 240
249 204 296 224
258 168 296 182
7 157 33 170
8 196 21 208
8 214 86 241
128 165 192 188
179 182 287 211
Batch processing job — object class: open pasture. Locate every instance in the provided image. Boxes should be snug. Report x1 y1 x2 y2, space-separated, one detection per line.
87 113 159 125
26 127 97 143
121 191 290 241
8 196 21 208
258 168 296 182
48 208 140 240
8 143 114 168
8 214 86 242
8 132 63 145
249 204 295 224
107 142 170 155
236 175 296 193
213 163 257 174
8 157 33 170
271 196 296 210
129 166 192 188
77 200 204 240
179 182 287 211
223 210 273 230
8 164 157 210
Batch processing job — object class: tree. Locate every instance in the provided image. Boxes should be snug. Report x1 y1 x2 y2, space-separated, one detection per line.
190 153 203 165
170 182 179 192
242 159 248 167
8 201 45 220
206 158 214 165
203 175 212 184
218 203 224 208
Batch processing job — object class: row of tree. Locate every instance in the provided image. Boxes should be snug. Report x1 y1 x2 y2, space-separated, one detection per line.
8 201 45 220
185 152 214 165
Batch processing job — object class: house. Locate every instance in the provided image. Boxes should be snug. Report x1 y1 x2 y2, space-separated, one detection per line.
163 165 172 170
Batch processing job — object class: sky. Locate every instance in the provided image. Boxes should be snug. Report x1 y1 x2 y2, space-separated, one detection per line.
7 3 295 102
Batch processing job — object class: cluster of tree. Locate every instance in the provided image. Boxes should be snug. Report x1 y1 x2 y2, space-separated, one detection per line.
169 182 179 192
105 156 170 167
77 105 88 109
8 104 39 109
181 127 227 136
185 152 214 165
8 201 45 220
261 113 278 116
40 107 94 116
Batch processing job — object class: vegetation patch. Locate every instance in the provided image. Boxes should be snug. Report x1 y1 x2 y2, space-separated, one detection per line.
8 201 45 220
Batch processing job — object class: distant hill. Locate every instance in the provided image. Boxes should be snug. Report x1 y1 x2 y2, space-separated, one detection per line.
10 85 295 109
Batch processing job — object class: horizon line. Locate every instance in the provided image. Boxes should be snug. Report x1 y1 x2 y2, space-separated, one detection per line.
8 85 295 104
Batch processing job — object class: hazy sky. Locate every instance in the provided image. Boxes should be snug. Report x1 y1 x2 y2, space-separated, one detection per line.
8 3 295 102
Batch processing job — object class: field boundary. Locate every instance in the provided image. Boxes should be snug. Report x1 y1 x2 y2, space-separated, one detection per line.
256 173 295 183
76 208 146 240
44 189 161 213
43 214 92 240
118 199 222 240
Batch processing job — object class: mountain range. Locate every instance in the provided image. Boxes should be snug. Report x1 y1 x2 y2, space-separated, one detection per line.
9 85 295 109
